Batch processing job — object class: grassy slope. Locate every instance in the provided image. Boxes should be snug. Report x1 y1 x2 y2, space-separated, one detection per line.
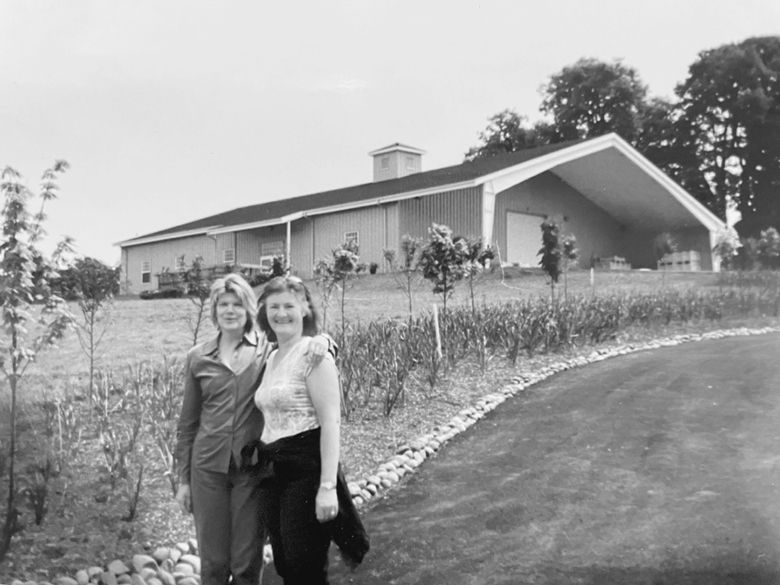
11 268 723 401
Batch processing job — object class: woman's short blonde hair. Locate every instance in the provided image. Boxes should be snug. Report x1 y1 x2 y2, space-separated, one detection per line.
209 274 258 334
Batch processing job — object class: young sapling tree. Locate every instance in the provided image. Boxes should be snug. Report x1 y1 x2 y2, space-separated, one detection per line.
383 234 422 321
58 257 120 405
179 255 212 346
0 161 72 559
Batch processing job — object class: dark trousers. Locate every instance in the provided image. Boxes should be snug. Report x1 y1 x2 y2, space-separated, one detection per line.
190 459 264 585
258 457 332 585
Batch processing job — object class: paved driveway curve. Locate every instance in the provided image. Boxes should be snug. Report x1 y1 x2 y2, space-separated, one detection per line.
271 332 780 584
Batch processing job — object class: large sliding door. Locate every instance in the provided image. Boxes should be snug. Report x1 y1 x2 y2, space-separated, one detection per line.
506 211 543 267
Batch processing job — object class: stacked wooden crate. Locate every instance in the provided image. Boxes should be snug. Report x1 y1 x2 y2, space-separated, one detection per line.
593 256 631 271
657 250 701 271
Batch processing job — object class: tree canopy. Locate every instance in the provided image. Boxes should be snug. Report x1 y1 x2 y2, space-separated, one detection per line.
540 58 648 143
675 36 780 234
465 36 780 235
464 110 550 162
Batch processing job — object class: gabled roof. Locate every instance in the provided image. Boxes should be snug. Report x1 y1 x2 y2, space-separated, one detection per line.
118 134 725 248
117 140 582 246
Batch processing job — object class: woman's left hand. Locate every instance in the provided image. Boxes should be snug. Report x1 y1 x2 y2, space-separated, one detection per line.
304 335 329 375
315 485 339 523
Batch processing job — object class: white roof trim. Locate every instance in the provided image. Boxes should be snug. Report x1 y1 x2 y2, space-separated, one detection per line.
368 143 427 156
207 213 304 235
477 133 725 233
119 134 725 246
606 134 725 232
477 133 618 193
115 226 222 248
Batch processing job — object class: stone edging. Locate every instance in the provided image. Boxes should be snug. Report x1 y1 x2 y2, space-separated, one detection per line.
11 325 779 585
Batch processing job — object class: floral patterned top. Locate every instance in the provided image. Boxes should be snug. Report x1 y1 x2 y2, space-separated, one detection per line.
254 337 333 444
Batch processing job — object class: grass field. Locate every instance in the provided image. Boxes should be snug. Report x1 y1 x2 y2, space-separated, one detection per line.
11 267 724 401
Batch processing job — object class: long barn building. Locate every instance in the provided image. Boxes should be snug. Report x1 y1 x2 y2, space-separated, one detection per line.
117 134 726 294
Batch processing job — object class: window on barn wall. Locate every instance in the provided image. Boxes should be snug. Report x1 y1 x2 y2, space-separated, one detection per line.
260 241 284 269
141 261 151 284
174 255 186 270
380 156 390 170
344 231 359 246
223 248 235 264
405 155 416 170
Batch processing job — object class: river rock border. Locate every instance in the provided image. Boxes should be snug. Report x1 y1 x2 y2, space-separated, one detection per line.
346 325 780 506
8 325 779 585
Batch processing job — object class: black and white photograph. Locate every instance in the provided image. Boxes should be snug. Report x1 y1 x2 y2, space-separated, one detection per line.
1 1 779 583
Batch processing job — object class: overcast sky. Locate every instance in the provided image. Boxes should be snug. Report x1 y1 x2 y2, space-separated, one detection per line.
1 0 777 265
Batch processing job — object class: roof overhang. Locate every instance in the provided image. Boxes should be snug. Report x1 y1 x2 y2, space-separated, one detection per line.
481 133 725 234
115 226 221 248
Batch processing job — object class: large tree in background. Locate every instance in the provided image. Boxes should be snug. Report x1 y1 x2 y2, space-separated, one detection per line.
466 58 652 159
634 97 716 212
539 58 648 143
465 42 780 230
464 110 552 161
675 36 780 234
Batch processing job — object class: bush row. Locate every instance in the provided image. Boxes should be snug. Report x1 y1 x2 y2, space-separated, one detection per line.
336 287 779 416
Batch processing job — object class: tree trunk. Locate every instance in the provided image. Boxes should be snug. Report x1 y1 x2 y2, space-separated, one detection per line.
340 282 347 345
1 344 19 560
406 276 413 319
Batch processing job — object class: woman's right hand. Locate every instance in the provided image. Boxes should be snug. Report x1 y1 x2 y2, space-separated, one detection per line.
175 484 192 514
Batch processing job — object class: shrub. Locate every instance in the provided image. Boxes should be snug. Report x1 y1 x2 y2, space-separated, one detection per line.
757 227 780 269
313 240 360 336
538 217 578 300
139 288 183 300
712 228 741 270
419 223 466 317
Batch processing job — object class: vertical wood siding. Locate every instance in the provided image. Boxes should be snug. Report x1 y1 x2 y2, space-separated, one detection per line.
214 233 236 264
397 187 482 243
236 227 288 265
122 235 217 293
384 202 399 254
307 206 392 274
290 219 314 277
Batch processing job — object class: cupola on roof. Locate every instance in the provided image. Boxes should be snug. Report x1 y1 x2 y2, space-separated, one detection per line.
368 142 426 182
